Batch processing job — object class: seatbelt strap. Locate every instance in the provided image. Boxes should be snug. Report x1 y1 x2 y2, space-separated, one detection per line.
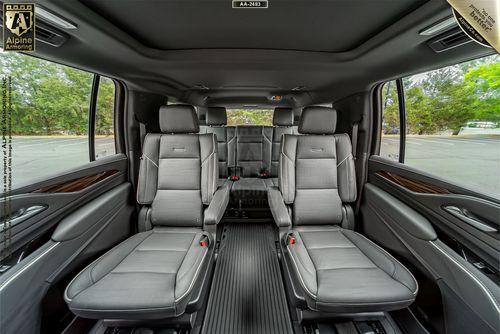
139 122 146 148
351 122 359 160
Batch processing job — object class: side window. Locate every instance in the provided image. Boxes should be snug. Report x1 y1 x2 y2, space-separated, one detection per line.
95 77 116 159
380 80 400 161
0 52 118 189
403 55 499 198
1 52 92 189
379 54 499 198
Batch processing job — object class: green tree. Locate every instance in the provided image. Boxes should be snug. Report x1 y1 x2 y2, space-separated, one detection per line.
227 109 273 126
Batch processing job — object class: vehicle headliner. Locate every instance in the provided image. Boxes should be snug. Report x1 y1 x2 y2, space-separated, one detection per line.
12 0 495 108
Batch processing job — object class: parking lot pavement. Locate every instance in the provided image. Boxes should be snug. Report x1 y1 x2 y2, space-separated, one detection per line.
2 136 499 199
381 136 500 198
2 136 114 189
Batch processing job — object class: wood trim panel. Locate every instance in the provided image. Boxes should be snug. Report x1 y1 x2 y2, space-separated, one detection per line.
376 171 452 194
33 170 119 193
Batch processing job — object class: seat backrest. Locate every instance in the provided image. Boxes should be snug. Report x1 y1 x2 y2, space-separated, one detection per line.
137 105 218 227
236 125 272 177
199 107 236 178
279 106 356 226
270 107 296 177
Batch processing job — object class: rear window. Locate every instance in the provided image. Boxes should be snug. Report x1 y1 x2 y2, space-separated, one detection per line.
227 109 273 126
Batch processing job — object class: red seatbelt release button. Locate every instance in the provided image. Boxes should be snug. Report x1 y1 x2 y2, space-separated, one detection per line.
199 236 208 247
230 175 239 181
288 235 296 245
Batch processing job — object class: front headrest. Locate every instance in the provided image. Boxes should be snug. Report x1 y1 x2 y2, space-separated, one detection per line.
298 106 337 134
273 108 294 126
159 105 199 133
206 107 227 126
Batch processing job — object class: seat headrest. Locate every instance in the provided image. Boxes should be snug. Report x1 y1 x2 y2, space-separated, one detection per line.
298 106 337 134
273 107 294 126
206 107 227 126
159 105 199 133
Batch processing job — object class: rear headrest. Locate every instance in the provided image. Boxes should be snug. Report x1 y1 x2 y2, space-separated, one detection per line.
159 105 199 133
273 108 294 126
298 106 337 134
206 107 227 126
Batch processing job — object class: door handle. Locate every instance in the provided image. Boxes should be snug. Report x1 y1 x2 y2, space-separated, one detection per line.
0 205 47 232
442 206 498 233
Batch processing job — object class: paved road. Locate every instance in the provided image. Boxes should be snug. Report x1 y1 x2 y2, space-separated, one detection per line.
381 136 500 198
1 136 114 189
1 136 499 199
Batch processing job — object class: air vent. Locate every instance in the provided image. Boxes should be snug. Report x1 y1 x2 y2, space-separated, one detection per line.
428 27 473 53
35 20 69 47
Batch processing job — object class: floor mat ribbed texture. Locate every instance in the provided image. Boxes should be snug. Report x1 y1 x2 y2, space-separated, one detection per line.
202 223 293 334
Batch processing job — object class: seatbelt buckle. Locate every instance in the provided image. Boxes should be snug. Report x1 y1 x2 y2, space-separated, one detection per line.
229 166 242 181
259 168 269 178
287 234 296 246
199 236 209 247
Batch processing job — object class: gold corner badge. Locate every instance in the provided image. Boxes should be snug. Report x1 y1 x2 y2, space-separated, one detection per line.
3 3 35 51
447 0 499 52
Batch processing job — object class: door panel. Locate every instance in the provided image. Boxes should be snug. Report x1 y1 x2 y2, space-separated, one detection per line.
1 154 128 259
368 156 500 269
361 156 500 334
0 154 134 334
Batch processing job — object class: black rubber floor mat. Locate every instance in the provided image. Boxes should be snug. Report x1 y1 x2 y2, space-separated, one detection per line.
202 224 293 334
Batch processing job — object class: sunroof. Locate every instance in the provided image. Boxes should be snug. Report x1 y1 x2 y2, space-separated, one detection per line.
81 0 427 52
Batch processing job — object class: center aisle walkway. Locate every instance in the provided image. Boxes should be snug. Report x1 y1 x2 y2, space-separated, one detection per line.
202 223 293 334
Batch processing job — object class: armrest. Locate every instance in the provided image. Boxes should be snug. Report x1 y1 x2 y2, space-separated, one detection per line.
268 186 291 228
204 182 231 225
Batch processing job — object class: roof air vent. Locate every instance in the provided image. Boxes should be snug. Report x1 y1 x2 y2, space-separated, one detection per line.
35 21 69 47
428 27 473 53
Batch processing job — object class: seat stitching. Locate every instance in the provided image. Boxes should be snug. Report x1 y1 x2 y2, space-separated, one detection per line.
69 231 153 301
316 298 416 306
286 244 317 299
134 249 187 252
174 245 209 303
340 229 397 278
110 271 178 274
317 267 378 271
90 231 153 283
295 231 319 292
306 246 356 249
342 229 418 295
174 234 197 284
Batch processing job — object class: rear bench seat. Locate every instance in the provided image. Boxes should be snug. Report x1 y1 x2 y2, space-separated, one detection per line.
199 107 236 187
231 108 296 208
198 107 296 209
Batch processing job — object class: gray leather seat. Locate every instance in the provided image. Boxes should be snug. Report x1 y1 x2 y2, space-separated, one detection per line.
199 107 236 183
231 125 273 207
268 106 418 313
267 107 297 187
65 105 230 319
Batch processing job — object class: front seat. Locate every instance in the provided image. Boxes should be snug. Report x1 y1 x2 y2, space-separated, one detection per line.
268 106 418 313
64 105 230 319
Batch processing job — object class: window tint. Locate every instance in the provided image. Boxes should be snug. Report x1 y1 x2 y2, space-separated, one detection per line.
227 109 273 125
95 77 116 159
0 52 92 188
380 80 400 161
380 55 499 198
